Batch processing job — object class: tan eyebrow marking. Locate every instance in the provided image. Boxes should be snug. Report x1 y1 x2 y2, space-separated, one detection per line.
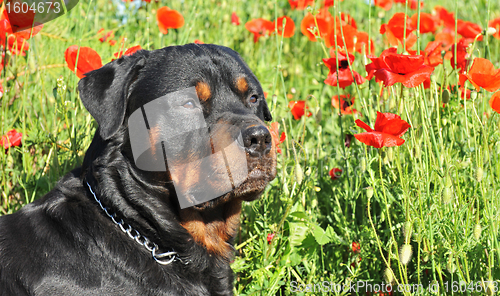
195 81 211 102
236 77 248 93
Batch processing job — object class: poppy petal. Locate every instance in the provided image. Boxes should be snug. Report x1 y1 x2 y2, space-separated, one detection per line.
355 132 405 148
157 7 185 35
374 112 411 137
383 54 425 74
65 45 103 79
355 119 373 132
489 91 500 113
374 68 406 87
400 65 434 88
277 16 295 38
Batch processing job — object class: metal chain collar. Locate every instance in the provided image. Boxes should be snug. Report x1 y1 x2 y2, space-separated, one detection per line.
86 182 185 265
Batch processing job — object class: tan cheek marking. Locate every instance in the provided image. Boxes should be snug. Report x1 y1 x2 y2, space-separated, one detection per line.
196 81 211 102
236 77 248 93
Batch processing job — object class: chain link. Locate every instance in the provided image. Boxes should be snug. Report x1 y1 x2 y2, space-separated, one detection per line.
86 182 184 265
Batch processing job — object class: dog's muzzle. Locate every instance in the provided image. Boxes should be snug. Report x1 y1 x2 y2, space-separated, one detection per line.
128 87 254 209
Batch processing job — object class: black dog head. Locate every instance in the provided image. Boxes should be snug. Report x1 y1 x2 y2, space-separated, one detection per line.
78 44 277 212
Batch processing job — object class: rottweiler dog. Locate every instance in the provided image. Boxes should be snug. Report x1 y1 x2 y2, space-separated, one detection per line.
0 44 277 296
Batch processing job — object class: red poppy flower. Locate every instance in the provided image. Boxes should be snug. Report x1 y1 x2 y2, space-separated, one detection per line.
193 39 204 44
489 17 500 39
4 3 44 34
288 101 311 120
323 49 366 88
288 0 315 9
12 24 43 40
65 45 103 79
489 91 500 113
457 20 482 41
331 25 375 55
0 129 22 150
421 41 446 67
410 12 437 34
434 31 455 47
269 122 286 154
354 31 375 55
380 13 417 48
352 241 361 253
231 12 240 25
374 0 393 11
365 47 397 81
113 45 142 59
245 18 274 43
354 112 411 148
0 13 36 56
450 39 470 72
329 168 342 180
5 34 29 56
459 58 500 92
156 7 184 35
434 6 455 29
394 0 421 9
373 53 434 88
332 94 359 115
341 13 357 29
276 16 295 38
267 233 275 244
300 13 331 42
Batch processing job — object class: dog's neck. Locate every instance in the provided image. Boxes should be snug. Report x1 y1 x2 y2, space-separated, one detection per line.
82 134 242 262
179 199 242 260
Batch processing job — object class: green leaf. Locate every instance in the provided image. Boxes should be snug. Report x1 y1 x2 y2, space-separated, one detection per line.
289 222 309 247
312 224 331 246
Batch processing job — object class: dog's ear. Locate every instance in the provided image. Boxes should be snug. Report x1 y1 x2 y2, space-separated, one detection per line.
78 54 146 140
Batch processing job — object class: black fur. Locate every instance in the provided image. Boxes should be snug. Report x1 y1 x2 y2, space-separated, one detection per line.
0 44 276 296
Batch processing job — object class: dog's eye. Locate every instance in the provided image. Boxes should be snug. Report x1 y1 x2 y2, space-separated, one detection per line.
182 101 196 109
249 95 258 104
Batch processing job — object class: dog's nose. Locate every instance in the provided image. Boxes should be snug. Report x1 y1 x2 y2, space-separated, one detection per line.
241 125 272 157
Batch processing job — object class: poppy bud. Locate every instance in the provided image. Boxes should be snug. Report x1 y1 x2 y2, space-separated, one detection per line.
442 187 453 204
360 157 366 172
475 166 484 183
366 187 374 198
314 107 322 124
389 97 397 110
486 27 497 36
384 267 395 284
484 148 490 163
442 89 451 104
295 163 303 185
399 244 412 265
474 223 482 240
387 148 394 162
403 221 412 242
471 91 478 100
423 242 430 262
414 145 421 159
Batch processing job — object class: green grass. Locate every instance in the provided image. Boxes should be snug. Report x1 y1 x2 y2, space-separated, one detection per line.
1 0 500 295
